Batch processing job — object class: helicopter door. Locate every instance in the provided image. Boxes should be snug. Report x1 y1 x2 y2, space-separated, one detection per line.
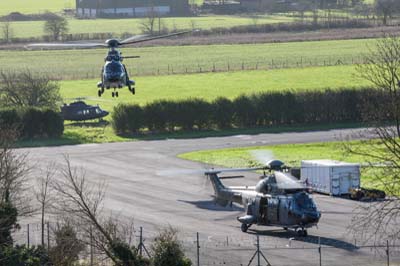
267 197 279 224
254 195 268 224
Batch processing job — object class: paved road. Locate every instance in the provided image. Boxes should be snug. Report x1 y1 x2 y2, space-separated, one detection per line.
20 128 397 265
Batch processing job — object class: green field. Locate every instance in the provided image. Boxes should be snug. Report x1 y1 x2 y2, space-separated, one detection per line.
178 141 378 186
0 0 74 15
3 38 375 80
60 65 369 111
6 15 294 39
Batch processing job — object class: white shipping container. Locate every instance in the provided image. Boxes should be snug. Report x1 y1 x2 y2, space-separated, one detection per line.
300 160 360 196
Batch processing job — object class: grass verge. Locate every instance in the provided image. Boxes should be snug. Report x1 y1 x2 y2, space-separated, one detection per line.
178 139 379 187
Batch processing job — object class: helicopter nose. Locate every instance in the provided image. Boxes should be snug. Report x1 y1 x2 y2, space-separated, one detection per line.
302 211 321 224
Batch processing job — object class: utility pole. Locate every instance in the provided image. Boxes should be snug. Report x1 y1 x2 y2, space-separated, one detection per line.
137 226 151 258
27 224 30 248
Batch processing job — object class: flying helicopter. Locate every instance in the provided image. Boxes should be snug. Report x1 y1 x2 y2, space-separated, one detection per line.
202 159 321 236
26 30 195 98
60 98 109 121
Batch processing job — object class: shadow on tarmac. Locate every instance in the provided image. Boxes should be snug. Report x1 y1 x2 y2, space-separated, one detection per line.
248 229 358 251
178 199 243 212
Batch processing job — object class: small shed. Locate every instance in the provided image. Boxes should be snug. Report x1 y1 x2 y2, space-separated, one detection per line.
300 160 360 196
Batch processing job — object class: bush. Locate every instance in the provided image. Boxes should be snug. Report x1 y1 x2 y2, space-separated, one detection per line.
0 245 52 266
151 227 192 266
112 104 144 134
49 223 84 266
0 108 63 140
212 97 234 129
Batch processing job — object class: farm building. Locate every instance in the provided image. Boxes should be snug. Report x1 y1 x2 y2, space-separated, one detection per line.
76 0 190 18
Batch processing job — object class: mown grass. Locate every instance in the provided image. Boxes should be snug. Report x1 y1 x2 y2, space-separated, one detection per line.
3 38 375 79
178 141 379 187
0 0 75 16
55 65 371 146
6 15 294 39
59 65 370 113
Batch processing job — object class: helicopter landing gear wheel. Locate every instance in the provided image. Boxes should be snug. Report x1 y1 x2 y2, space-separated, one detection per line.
101 87 105 93
98 90 102 97
112 92 115 98
132 87 135 95
297 228 307 237
241 223 251 233
115 91 119 97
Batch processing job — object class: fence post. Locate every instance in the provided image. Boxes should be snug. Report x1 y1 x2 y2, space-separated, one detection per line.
47 222 50 249
196 232 200 266
319 236 322 266
386 240 390 266
139 226 143 257
90 226 94 266
257 234 260 266
27 224 30 248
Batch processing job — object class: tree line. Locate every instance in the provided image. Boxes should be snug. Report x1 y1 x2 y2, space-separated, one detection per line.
111 88 387 135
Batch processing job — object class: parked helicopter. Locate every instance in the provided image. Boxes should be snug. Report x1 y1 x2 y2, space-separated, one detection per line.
204 159 321 235
60 99 109 121
26 30 195 98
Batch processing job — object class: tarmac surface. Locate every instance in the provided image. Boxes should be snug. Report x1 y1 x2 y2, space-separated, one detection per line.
20 128 399 265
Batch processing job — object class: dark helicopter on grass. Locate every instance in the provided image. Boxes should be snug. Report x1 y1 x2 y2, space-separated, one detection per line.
26 30 195 98
205 159 321 236
60 98 109 121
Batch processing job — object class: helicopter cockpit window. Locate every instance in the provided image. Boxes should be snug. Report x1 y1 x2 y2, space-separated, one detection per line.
294 192 316 210
105 62 124 75
95 108 102 114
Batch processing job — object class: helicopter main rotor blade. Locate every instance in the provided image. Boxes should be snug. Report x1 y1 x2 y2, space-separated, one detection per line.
119 30 198 46
25 42 107 49
119 34 150 44
122 56 141 59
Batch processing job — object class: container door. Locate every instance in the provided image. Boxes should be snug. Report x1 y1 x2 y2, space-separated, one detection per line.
339 173 351 194
331 176 340 196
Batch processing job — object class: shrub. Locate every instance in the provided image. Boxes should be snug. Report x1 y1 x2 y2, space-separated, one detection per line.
49 223 84 266
0 108 63 140
0 245 52 266
151 227 192 266
212 97 234 129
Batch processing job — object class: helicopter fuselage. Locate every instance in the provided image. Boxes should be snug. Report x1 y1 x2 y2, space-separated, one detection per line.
97 47 135 97
206 171 321 235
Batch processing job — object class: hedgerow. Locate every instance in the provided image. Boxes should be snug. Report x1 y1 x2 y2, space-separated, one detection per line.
112 88 386 135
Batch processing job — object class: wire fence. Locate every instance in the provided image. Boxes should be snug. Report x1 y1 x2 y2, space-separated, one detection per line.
11 222 400 266
58 55 364 80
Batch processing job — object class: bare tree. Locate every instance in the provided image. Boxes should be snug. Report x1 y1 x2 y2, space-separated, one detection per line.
1 19 13 43
0 127 32 216
52 156 143 265
0 70 62 109
35 163 56 246
44 13 68 41
349 35 400 243
374 0 400 25
139 7 161 35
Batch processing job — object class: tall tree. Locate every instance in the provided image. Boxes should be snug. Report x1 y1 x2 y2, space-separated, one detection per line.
1 19 13 43
374 0 400 25
350 35 400 243
44 13 68 41
0 70 62 109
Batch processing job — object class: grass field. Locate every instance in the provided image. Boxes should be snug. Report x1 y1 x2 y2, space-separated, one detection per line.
0 0 75 16
60 65 370 111
6 15 294 39
3 38 375 80
178 141 379 186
